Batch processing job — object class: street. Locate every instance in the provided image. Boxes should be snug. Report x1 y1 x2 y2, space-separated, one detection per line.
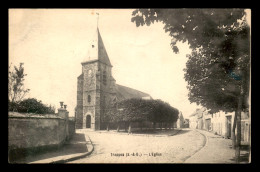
69 129 205 163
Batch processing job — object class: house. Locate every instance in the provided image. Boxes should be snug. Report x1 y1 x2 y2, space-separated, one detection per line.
183 119 190 128
211 110 250 145
189 107 250 145
176 112 184 128
176 112 189 128
189 112 198 129
189 108 207 130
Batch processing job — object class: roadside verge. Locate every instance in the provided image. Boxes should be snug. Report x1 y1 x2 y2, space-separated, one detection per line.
183 129 208 163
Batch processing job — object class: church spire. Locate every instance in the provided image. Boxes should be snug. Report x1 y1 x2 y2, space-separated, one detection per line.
82 13 112 66
96 12 99 29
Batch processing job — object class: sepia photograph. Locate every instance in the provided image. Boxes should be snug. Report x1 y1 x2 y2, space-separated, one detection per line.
8 8 251 164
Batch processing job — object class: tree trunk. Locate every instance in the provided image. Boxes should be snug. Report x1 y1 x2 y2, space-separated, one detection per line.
160 123 162 130
235 85 243 163
128 123 132 134
124 122 127 132
140 121 143 131
117 124 120 132
235 110 241 163
153 122 156 131
232 111 237 149
106 123 109 131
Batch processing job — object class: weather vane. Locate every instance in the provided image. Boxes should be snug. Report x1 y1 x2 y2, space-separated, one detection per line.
96 12 99 28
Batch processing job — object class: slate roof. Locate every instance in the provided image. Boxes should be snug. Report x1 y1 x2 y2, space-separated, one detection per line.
97 28 112 66
115 84 151 101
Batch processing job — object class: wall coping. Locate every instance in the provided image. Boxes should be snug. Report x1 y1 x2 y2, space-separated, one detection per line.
8 112 64 119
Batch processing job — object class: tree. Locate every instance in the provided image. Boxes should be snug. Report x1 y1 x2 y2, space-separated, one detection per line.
113 98 179 133
116 99 149 133
9 98 56 114
145 99 179 130
9 63 30 104
131 9 250 162
103 103 119 131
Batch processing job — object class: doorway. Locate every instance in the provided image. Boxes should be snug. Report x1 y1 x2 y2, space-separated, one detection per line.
205 119 211 131
226 116 232 138
86 115 91 128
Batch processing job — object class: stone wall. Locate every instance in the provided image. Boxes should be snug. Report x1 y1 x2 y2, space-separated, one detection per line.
68 119 76 139
8 109 75 161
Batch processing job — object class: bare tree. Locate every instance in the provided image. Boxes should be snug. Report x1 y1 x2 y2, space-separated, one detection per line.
8 63 30 104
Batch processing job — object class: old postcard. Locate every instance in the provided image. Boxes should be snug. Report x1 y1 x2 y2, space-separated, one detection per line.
8 8 251 164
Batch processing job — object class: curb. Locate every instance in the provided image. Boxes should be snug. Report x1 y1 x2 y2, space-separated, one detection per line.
168 129 182 136
183 129 208 163
51 135 94 164
93 129 183 137
44 135 94 164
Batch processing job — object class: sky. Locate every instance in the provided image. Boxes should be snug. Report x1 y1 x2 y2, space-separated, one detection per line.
10 8 245 118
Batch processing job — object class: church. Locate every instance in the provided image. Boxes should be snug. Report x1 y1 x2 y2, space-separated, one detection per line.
75 27 152 130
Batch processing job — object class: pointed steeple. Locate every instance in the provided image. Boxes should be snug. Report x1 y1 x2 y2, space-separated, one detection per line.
82 27 112 67
97 28 112 66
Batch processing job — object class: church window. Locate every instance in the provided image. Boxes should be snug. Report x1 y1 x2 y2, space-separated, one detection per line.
88 95 91 103
88 69 92 77
103 71 107 85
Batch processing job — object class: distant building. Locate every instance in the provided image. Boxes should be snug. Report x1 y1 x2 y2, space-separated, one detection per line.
176 112 184 128
183 119 190 128
75 27 152 130
189 112 198 129
211 110 250 145
189 108 206 129
189 107 250 145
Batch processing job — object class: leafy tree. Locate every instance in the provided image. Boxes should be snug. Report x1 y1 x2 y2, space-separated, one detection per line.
112 98 179 133
8 63 56 115
148 100 179 129
131 9 250 162
103 103 120 131
9 98 55 114
116 99 148 133
9 63 30 104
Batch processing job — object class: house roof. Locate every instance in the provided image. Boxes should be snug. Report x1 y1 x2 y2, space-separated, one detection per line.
189 108 206 118
115 84 151 101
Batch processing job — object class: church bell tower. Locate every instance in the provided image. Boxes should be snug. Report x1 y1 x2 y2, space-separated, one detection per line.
75 23 117 130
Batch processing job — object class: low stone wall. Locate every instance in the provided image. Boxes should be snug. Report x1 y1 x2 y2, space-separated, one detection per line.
8 111 75 162
68 119 75 139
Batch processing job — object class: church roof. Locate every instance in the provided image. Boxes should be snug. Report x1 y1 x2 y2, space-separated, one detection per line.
77 73 83 79
82 28 112 66
115 84 152 102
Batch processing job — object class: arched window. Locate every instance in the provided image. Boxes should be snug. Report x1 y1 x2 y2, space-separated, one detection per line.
103 71 107 85
88 95 91 103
